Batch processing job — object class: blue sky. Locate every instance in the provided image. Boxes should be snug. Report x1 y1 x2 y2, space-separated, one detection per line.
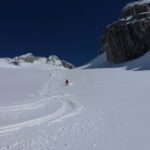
0 0 132 66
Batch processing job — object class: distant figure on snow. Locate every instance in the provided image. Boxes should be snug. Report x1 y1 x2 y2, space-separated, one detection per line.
65 79 69 86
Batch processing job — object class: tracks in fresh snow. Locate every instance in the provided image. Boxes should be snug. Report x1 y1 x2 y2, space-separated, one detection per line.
0 72 82 136
0 95 82 136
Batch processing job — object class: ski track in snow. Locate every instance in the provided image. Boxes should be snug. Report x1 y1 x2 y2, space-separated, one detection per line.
0 70 82 136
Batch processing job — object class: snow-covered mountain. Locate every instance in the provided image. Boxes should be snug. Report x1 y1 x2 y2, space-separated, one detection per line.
1 1 150 149
0 53 75 69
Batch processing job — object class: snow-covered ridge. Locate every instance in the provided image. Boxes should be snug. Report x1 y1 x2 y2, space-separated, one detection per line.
82 51 150 71
0 53 75 69
125 0 150 8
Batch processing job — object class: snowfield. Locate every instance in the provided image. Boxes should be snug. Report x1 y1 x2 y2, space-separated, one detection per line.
0 53 150 150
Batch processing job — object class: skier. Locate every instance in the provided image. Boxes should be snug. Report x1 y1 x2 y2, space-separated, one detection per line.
65 79 69 86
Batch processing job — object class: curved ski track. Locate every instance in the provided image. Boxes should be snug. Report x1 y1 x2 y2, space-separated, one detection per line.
0 73 83 136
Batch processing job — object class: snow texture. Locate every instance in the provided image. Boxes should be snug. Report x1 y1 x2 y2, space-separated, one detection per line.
0 53 150 150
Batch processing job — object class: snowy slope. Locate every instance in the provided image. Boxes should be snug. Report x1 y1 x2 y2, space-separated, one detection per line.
0 53 150 150
84 52 150 70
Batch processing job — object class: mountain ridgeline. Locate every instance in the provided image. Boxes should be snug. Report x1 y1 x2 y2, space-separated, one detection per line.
0 53 75 69
101 0 150 64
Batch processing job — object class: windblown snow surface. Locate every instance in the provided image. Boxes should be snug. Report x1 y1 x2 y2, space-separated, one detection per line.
0 53 150 150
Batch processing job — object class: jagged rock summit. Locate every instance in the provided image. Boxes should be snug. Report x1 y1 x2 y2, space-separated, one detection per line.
101 0 150 64
0 53 75 69
124 0 150 8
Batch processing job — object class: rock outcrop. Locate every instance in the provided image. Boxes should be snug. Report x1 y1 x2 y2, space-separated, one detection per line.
101 0 150 63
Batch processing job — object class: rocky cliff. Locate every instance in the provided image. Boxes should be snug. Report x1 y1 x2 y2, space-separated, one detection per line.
101 0 150 63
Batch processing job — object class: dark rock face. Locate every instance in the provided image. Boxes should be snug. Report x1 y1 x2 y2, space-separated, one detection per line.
122 1 150 18
101 1 150 63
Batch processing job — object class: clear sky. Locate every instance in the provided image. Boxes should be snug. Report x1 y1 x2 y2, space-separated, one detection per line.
0 0 132 66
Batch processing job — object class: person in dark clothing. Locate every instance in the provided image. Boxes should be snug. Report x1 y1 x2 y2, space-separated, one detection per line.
65 79 69 86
